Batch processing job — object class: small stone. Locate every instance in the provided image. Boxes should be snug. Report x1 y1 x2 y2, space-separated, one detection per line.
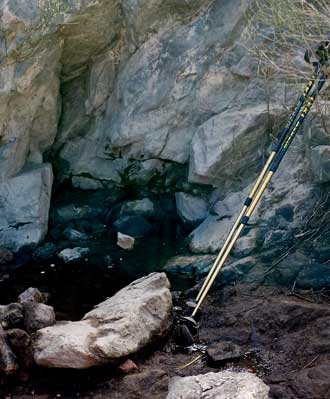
32 242 57 261
207 341 245 364
18 287 46 304
113 215 152 237
118 359 138 374
23 302 56 332
0 248 14 264
117 232 135 251
63 228 89 242
58 247 90 263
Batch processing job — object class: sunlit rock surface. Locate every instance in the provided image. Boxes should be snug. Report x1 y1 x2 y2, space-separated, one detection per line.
34 273 172 368
166 371 270 399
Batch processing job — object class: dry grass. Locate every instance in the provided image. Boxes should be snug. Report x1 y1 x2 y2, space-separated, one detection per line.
246 0 330 80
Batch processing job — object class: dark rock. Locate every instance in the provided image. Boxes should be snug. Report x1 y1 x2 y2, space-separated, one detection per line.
207 341 245 364
0 326 18 375
296 262 330 290
58 247 90 263
0 248 14 264
175 192 208 226
18 287 47 305
74 219 106 235
119 198 156 219
275 205 294 223
262 229 294 251
113 215 153 237
311 241 330 263
23 302 56 332
6 329 34 368
288 363 330 399
164 255 216 280
32 242 57 261
55 204 102 223
266 252 307 287
215 256 256 287
0 303 24 329
63 227 89 242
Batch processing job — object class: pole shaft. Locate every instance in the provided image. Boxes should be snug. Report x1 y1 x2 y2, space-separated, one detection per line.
192 72 326 315
196 151 275 301
195 72 318 303
192 171 274 317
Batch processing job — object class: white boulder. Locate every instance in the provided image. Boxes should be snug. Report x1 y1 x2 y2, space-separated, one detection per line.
33 273 172 368
166 371 270 399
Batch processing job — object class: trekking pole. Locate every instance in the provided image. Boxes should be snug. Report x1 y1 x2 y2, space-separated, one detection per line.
196 67 320 304
192 72 327 318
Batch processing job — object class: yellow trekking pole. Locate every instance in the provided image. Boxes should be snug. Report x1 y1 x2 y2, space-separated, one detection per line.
196 70 318 304
192 73 327 318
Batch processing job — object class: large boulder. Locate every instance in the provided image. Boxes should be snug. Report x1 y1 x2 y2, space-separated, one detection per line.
0 164 53 251
166 371 270 399
33 273 172 368
189 106 273 186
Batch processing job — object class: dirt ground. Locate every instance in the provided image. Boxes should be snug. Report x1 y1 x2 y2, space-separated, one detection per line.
2 284 330 399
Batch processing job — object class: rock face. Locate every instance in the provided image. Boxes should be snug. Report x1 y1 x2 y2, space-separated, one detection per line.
33 272 172 368
0 0 329 277
166 371 270 399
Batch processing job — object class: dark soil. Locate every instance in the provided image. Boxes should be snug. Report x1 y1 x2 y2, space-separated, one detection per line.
2 284 330 399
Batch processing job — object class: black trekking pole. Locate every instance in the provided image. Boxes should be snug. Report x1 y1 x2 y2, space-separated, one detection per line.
195 66 320 307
